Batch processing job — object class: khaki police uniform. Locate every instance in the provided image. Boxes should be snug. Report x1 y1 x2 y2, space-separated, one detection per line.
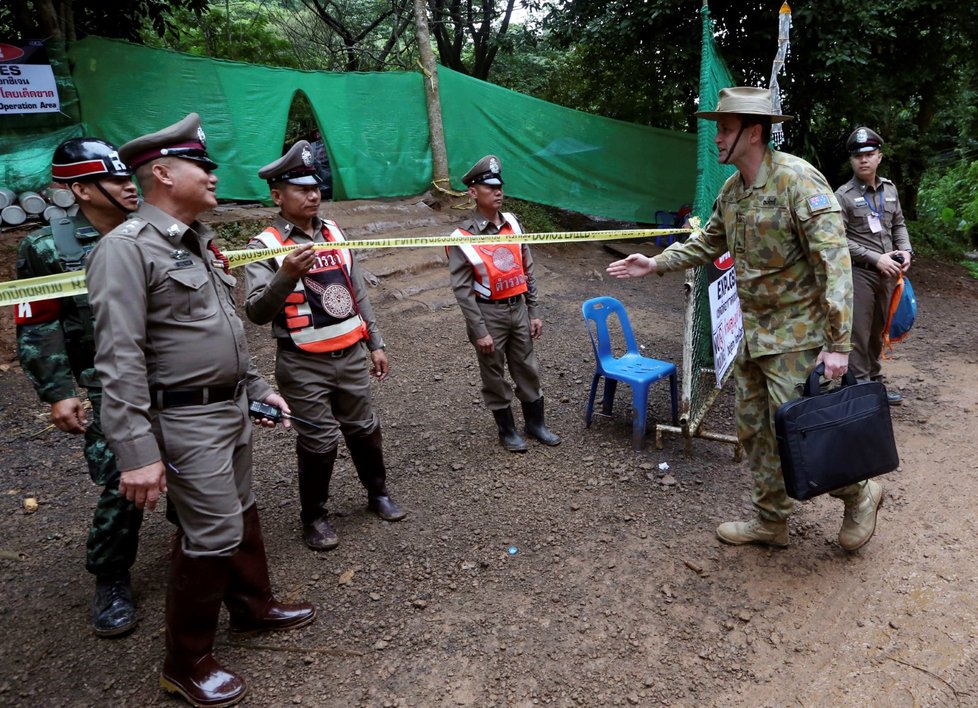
655 146 864 521
245 213 384 451
243 139 404 552
448 209 543 408
89 201 272 554
88 114 315 708
835 128 912 384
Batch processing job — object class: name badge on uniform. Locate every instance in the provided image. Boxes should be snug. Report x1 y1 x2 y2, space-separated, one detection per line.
867 213 882 233
854 197 866 206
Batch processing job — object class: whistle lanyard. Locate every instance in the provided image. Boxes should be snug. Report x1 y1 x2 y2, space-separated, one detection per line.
864 186 883 217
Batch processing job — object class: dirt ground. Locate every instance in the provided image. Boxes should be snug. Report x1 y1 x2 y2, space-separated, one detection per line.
1 201 977 708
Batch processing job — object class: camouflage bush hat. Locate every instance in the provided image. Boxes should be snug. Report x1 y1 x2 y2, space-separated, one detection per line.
120 112 218 171
847 127 884 155
258 140 321 186
462 155 504 186
695 87 793 123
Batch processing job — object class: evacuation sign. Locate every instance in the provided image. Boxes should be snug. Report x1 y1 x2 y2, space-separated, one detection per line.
0 40 60 114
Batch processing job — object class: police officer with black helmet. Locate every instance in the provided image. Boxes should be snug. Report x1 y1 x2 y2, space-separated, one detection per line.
15 137 142 637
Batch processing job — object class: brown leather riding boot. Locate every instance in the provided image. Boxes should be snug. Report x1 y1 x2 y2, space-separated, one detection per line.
225 504 317 634
159 548 247 708
346 427 407 521
296 443 339 550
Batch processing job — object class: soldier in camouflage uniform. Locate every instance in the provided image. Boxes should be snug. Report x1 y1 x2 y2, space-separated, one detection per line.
15 138 142 635
608 87 883 551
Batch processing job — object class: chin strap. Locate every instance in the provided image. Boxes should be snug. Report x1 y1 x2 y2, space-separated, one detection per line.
93 180 132 215
721 123 749 165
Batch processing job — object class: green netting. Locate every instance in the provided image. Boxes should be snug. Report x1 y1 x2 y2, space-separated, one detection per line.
0 41 82 192
683 5 738 434
439 67 696 222
5 36 702 226
63 37 696 221
68 37 432 202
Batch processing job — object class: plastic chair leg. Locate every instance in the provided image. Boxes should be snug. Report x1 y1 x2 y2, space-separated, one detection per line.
669 373 679 425
585 372 600 427
601 379 617 416
631 388 649 451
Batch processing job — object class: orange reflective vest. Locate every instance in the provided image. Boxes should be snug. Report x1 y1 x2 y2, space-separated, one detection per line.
450 213 529 300
253 222 368 353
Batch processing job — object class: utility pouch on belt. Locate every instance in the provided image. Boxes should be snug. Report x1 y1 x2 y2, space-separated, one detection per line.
775 363 899 501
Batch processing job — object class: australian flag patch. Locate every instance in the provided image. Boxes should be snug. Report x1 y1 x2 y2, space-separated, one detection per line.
807 194 832 211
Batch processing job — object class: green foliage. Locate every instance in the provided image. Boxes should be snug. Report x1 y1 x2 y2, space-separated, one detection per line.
960 260 978 280
506 198 560 234
212 219 260 249
540 0 978 218
913 159 978 256
142 1 302 67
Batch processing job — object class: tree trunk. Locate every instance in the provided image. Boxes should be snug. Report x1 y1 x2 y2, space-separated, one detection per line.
413 0 451 203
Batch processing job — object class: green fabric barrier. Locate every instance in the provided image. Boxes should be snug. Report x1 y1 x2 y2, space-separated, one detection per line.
439 67 697 223
68 37 433 202
0 40 83 192
65 37 698 221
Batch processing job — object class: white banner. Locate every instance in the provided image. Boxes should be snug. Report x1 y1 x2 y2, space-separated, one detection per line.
0 40 60 115
707 252 744 387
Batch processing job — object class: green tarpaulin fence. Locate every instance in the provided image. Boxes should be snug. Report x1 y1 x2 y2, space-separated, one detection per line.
3 36 697 223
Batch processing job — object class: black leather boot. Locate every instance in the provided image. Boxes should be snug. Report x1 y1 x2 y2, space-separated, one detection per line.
296 443 339 550
492 406 528 452
522 396 561 446
225 504 317 634
159 549 247 707
92 571 137 638
346 428 407 521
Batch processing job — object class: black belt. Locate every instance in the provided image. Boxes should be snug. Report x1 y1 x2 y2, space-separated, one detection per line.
151 383 240 409
475 294 524 305
853 261 877 271
277 337 362 358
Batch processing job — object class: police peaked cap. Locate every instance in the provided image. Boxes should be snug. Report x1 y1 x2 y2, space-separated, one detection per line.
258 140 321 186
847 127 884 155
120 112 218 171
462 155 504 186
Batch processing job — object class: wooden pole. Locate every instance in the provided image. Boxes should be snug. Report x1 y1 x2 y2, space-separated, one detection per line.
412 0 451 201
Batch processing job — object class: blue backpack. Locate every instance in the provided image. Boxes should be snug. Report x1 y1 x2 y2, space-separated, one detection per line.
883 274 916 357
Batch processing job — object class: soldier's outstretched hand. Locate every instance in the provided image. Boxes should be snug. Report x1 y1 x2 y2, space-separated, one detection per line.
607 254 657 279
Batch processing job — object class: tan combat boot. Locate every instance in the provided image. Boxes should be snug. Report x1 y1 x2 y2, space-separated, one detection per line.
838 480 883 551
716 517 789 548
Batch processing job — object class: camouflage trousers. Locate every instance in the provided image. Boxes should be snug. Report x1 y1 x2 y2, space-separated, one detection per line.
734 348 865 522
84 389 143 578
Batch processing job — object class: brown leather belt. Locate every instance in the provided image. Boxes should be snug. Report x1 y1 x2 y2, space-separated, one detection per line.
475 294 524 305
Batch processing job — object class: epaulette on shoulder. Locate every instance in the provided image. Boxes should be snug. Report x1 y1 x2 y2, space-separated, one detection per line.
115 217 147 237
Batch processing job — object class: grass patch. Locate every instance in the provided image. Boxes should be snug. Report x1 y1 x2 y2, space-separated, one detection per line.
960 260 978 280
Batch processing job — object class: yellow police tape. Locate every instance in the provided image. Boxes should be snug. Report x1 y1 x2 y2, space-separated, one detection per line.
1 225 697 308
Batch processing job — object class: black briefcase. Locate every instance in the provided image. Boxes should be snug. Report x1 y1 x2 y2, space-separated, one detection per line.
775 363 899 501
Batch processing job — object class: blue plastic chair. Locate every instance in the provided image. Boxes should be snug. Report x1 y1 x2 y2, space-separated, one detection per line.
582 297 679 450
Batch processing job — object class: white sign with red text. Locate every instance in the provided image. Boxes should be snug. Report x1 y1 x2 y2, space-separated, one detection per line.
707 252 744 387
0 40 60 114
